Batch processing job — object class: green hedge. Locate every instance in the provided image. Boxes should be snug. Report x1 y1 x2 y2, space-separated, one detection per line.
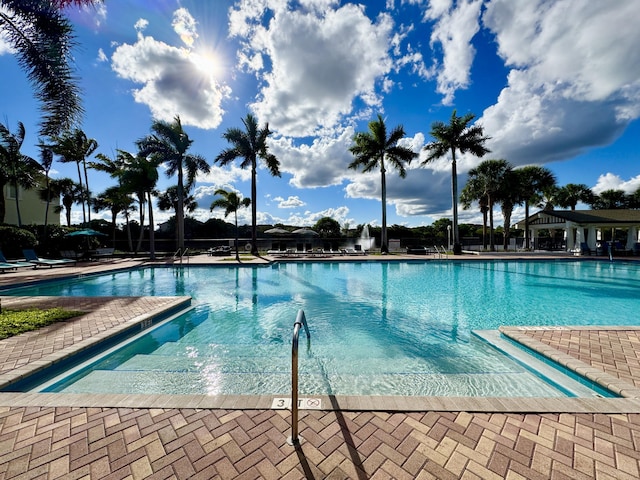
0 226 37 259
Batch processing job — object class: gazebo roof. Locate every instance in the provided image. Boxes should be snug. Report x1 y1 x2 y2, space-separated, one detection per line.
516 209 640 229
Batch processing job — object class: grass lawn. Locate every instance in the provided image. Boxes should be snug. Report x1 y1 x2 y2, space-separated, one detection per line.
0 308 84 340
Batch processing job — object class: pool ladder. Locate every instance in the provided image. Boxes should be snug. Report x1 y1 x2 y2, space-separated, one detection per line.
288 309 310 446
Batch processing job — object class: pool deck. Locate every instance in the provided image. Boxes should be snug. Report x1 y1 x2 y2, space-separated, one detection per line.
0 253 640 478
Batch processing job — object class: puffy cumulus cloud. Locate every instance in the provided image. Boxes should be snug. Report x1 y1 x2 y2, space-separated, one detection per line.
230 1 394 136
424 0 483 104
199 164 252 187
480 0 640 166
274 196 306 208
592 173 640 195
268 127 355 188
111 13 231 129
172 8 198 47
285 206 351 227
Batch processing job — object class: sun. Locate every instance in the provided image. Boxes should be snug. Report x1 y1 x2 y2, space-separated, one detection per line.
189 49 224 79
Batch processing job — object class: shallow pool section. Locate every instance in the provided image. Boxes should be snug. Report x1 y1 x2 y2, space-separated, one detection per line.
5 261 636 397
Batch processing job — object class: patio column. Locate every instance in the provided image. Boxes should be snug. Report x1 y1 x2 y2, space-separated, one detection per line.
587 226 597 251
565 222 575 251
627 226 638 250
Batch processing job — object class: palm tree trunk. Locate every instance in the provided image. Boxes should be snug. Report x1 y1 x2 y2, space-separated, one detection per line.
135 195 145 254
380 161 388 253
176 164 185 252
148 191 155 260
0 181 6 223
83 159 91 223
488 199 495 251
524 201 530 250
75 160 86 225
450 149 461 254
234 211 240 262
12 182 23 227
250 161 258 255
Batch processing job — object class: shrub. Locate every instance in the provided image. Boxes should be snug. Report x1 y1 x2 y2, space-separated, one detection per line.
0 226 37 258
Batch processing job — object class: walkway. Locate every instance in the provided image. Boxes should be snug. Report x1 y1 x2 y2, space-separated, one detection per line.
0 254 639 478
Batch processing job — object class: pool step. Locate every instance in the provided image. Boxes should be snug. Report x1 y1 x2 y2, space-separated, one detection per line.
49 369 566 397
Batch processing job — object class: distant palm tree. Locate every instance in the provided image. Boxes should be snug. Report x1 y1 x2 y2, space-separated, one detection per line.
50 128 98 225
349 114 417 253
93 185 134 247
42 177 81 227
0 0 100 137
211 189 251 261
0 121 44 226
495 169 521 250
120 151 160 258
423 110 490 254
215 114 280 255
516 166 556 249
556 183 594 210
591 189 629 209
461 159 512 251
38 144 55 236
138 115 209 252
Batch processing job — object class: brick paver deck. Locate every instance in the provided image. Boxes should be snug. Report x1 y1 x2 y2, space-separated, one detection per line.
0 255 639 478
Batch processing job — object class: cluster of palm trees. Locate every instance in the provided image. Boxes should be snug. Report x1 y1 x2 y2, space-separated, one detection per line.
462 161 640 251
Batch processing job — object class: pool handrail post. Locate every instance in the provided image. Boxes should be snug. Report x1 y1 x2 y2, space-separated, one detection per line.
288 309 310 446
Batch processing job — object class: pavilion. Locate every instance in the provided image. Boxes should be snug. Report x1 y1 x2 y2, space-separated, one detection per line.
515 209 640 254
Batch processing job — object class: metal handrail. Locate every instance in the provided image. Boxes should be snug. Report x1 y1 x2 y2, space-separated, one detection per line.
287 309 310 446
173 248 190 264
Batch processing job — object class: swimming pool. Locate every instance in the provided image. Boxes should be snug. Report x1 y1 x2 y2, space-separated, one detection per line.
5 260 638 397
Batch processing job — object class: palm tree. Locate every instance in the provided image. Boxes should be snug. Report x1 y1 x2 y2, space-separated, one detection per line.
137 115 209 252
38 144 55 236
423 110 490 254
93 185 134 247
461 159 512 251
349 114 417 253
120 152 160 258
0 0 99 137
41 177 81 226
0 121 44 226
495 169 521 250
210 189 251 261
556 184 594 210
214 114 280 255
50 128 98 225
591 189 629 209
517 166 556 249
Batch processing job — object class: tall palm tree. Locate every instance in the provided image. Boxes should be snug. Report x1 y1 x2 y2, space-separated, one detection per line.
556 183 594 210
461 159 512 251
210 189 251 262
50 128 98 225
0 0 99 137
38 144 55 236
591 189 629 209
0 121 44 226
349 114 417 253
215 114 280 255
138 115 209 252
423 110 490 254
495 169 521 250
516 165 556 249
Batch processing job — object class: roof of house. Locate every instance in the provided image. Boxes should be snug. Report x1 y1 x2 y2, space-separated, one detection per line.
516 209 640 228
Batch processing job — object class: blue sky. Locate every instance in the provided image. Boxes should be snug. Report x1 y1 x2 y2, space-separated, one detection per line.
2 0 640 229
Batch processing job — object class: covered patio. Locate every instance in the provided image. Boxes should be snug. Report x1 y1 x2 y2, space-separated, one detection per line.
516 209 640 254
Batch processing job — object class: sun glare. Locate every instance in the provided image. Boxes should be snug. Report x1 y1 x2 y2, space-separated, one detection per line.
190 49 223 78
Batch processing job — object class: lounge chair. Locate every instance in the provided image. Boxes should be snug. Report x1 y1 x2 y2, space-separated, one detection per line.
0 250 34 269
22 249 76 268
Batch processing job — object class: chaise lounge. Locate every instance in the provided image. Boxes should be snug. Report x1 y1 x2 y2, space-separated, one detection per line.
22 249 76 268
0 250 34 271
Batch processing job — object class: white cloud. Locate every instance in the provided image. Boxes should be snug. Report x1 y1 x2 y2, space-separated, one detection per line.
111 12 231 129
426 0 483 104
592 173 640 195
230 1 395 137
97 48 107 62
172 8 198 47
274 196 306 208
480 0 640 167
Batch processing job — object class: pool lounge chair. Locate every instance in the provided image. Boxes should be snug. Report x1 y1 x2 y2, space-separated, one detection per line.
22 249 76 268
0 250 34 269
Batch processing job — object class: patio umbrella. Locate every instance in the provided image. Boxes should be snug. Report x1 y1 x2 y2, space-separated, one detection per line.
65 228 107 237
292 228 319 236
264 227 290 235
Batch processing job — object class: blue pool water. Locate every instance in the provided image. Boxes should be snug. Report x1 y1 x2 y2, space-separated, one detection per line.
6 260 639 397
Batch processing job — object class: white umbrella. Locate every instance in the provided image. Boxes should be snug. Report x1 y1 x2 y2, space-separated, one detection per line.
292 228 319 236
264 227 290 235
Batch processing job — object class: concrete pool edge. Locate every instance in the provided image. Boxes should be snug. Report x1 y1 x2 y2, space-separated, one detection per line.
1 392 640 414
